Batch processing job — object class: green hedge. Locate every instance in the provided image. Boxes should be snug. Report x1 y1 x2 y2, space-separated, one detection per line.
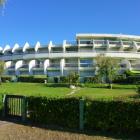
27 97 79 129
27 97 140 132
18 75 47 83
85 100 140 132
1 76 12 82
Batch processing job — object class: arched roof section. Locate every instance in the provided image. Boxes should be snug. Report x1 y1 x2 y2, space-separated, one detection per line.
3 45 11 53
23 42 30 52
35 41 41 52
12 43 20 53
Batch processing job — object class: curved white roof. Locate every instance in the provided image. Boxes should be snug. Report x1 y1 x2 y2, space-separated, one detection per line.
23 42 30 52
3 45 11 53
12 43 20 53
76 33 140 40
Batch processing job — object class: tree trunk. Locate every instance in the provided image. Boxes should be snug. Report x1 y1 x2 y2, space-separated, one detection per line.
0 77 2 85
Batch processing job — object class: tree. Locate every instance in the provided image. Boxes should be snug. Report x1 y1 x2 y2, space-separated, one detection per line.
68 72 79 86
0 60 4 84
95 54 120 89
0 0 5 5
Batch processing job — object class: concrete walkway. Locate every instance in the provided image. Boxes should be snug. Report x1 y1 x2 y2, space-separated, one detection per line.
0 120 114 140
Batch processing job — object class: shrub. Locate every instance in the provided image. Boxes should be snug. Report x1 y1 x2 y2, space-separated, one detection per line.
1 76 12 82
84 76 101 83
46 83 69 87
54 77 59 83
68 72 79 85
18 75 47 83
85 99 140 132
27 97 79 129
60 76 68 83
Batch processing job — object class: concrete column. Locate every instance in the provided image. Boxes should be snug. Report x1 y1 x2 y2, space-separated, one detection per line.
29 60 36 75
12 43 20 53
78 40 80 51
23 42 30 53
35 41 41 52
15 60 24 75
44 59 50 75
106 40 110 51
48 41 52 53
132 41 138 52
120 40 124 51
92 39 95 51
60 58 65 76
63 40 66 53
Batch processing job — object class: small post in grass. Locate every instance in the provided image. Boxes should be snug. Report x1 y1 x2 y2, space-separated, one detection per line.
79 98 84 131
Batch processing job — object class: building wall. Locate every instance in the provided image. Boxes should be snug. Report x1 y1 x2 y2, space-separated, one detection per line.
1 34 140 82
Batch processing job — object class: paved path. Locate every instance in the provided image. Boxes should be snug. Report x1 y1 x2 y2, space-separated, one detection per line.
0 120 115 140
67 87 81 96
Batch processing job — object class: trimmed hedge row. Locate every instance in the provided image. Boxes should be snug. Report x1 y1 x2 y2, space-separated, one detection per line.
18 75 47 83
85 100 140 132
27 97 140 132
28 97 79 129
113 75 140 84
1 76 12 82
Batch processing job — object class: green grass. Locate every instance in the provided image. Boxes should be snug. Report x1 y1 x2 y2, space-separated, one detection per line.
71 88 137 100
0 82 138 100
0 83 71 98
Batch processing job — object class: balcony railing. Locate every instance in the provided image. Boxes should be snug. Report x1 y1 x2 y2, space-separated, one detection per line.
49 64 60 68
65 63 78 67
66 41 77 46
80 63 94 67
94 40 107 45
79 40 93 45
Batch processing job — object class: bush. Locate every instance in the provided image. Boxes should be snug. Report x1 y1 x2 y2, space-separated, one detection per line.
27 97 140 132
84 76 101 83
85 99 140 132
137 86 140 94
54 77 59 83
18 75 47 83
46 83 69 87
1 76 12 82
60 76 68 83
27 97 79 129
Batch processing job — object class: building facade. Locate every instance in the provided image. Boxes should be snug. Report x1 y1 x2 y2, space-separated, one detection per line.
0 34 140 82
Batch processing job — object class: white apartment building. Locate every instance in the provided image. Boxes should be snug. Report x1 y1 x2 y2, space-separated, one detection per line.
0 33 140 82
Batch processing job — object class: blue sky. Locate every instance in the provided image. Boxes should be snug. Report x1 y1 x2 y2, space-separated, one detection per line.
0 0 140 47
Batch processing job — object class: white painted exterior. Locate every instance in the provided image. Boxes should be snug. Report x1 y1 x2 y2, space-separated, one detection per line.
0 33 140 81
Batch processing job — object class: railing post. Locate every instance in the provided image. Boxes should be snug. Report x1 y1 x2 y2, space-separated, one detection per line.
22 96 27 122
79 98 84 131
3 94 7 118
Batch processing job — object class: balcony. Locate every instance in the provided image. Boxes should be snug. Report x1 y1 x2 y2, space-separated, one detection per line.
79 40 93 47
47 63 60 70
65 41 77 46
7 65 15 71
80 63 94 70
109 41 121 48
19 64 29 71
122 41 132 48
51 47 63 53
94 40 107 47
64 63 78 70
32 64 44 71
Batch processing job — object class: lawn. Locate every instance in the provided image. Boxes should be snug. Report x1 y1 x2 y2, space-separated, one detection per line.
0 82 138 100
72 88 137 100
